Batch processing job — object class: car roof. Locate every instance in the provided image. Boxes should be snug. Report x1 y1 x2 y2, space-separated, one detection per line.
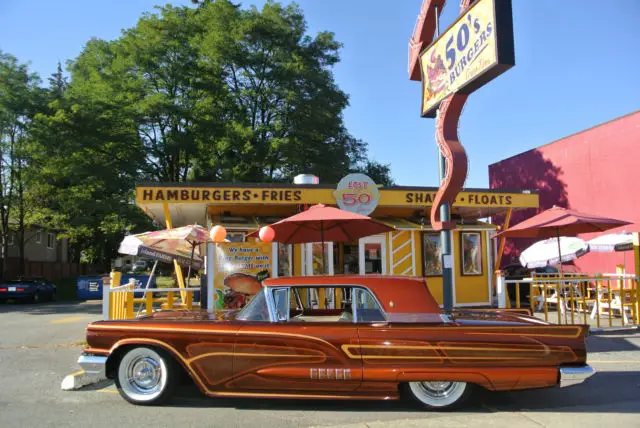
262 275 441 314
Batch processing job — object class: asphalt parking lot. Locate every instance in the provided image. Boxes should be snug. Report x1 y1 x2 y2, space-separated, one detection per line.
1 301 639 428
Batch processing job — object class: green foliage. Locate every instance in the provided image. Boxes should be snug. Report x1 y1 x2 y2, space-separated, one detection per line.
0 51 46 276
0 0 393 270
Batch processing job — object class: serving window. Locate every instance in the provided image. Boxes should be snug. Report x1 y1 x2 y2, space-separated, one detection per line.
421 232 442 276
460 232 483 276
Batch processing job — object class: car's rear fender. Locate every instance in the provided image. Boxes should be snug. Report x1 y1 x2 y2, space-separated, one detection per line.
396 366 559 391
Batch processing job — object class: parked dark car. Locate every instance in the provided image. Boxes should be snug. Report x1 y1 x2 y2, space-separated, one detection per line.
0 277 57 303
503 264 559 305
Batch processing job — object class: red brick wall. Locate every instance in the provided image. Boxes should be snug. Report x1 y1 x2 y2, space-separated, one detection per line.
489 110 640 274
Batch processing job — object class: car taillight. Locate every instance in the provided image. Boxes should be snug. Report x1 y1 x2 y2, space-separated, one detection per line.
17 288 25 292
0 288 6 292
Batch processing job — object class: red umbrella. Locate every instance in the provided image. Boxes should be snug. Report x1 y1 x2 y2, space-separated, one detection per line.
248 204 394 270
495 206 632 274
250 204 393 244
495 206 632 239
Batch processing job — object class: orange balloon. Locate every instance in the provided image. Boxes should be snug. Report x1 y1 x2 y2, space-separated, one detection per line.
209 225 227 242
258 226 275 242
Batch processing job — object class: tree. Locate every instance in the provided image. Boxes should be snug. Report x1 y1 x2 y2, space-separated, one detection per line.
193 0 379 183
64 0 392 185
353 160 394 186
28 43 153 268
1 0 394 271
0 51 43 277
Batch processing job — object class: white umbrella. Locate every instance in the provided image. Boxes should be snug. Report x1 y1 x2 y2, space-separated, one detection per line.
519 237 589 268
587 231 633 252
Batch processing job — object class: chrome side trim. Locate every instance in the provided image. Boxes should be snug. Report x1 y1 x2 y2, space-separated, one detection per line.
559 365 595 388
78 354 107 377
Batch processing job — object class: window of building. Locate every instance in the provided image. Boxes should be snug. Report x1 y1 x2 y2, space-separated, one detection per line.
277 243 292 277
35 231 42 244
460 232 483 276
47 233 56 249
422 232 442 276
8 233 15 246
226 232 245 242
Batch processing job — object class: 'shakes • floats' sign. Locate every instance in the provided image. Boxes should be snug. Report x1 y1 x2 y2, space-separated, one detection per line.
419 0 515 117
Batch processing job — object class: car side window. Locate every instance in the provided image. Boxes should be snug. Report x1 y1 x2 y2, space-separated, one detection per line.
272 288 290 322
235 290 270 322
354 288 387 323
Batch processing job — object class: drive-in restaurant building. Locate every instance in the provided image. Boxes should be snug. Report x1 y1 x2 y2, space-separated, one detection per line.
134 174 538 308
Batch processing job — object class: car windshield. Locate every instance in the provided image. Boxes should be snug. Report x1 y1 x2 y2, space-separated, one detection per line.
235 290 270 321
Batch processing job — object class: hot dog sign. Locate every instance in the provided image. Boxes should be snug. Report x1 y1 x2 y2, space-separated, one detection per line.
333 173 381 216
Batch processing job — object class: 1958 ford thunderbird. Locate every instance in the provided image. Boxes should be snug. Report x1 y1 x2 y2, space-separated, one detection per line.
77 275 595 410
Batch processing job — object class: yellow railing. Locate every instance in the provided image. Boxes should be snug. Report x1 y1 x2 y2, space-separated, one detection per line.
107 287 200 320
500 273 640 328
109 284 135 320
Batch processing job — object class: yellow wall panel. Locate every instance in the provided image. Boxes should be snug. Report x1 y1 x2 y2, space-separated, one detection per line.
454 230 490 305
390 231 414 275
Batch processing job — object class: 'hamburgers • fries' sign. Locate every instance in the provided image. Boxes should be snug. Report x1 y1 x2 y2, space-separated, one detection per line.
213 242 272 310
419 0 515 118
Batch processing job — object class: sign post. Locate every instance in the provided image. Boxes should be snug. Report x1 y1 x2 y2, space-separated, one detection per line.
413 0 515 312
434 5 455 311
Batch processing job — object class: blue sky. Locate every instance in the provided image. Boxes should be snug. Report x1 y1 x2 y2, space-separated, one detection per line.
1 0 639 188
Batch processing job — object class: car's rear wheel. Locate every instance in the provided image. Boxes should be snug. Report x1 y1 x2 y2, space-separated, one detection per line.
114 346 176 405
404 381 472 410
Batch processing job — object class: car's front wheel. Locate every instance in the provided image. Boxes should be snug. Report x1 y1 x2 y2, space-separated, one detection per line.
114 346 177 405
404 381 472 410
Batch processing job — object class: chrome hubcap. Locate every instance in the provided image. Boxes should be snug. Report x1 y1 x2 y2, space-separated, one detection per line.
128 357 162 393
417 381 457 398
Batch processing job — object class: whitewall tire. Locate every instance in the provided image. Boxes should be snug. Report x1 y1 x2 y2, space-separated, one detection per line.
115 346 177 405
405 381 472 410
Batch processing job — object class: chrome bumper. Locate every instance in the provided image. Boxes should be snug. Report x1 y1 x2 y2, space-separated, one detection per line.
78 354 107 377
559 365 595 388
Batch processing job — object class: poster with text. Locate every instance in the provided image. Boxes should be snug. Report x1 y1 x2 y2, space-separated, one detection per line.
213 242 273 310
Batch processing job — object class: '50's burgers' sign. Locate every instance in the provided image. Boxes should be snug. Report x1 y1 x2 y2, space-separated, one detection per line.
419 0 515 118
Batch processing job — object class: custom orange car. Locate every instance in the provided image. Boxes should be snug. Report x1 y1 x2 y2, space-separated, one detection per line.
77 275 594 409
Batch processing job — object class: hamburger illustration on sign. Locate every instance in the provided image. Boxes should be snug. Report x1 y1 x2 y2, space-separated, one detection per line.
222 270 269 309
213 242 273 310
333 173 381 216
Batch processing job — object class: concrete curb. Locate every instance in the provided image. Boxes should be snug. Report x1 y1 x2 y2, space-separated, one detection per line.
590 325 638 335
61 370 107 391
